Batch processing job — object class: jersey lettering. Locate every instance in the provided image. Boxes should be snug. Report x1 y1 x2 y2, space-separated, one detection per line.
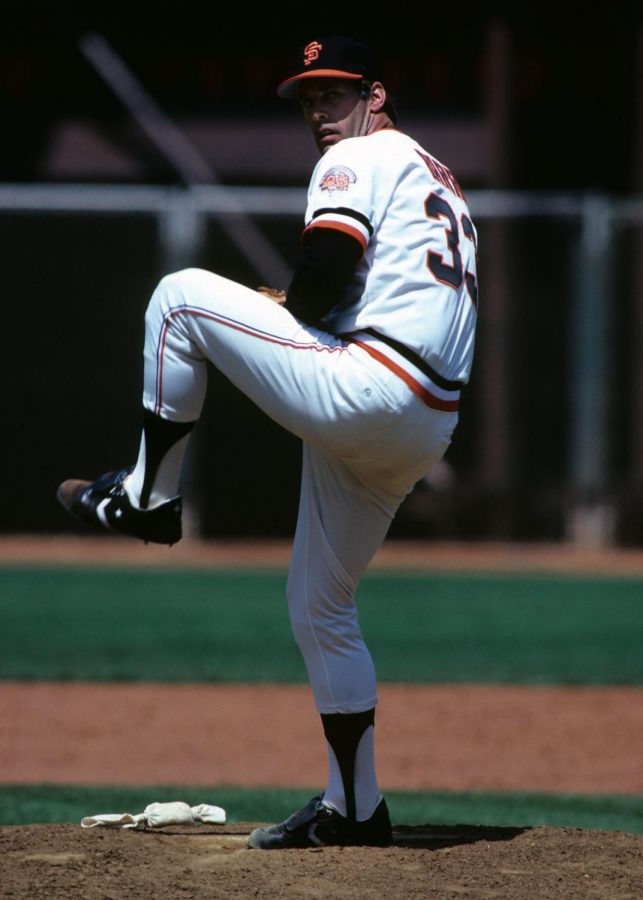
416 151 465 200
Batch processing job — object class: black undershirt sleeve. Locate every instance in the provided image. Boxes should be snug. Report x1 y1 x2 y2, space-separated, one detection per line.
284 227 363 328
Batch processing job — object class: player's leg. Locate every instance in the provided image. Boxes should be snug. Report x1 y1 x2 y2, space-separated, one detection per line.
248 444 403 850
248 394 457 849
287 445 397 720
290 444 396 813
126 268 316 510
58 267 346 541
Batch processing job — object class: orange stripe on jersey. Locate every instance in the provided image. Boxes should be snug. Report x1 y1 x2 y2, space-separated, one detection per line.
304 220 367 252
349 339 460 412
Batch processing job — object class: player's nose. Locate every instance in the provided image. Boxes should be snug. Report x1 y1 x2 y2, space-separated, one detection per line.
310 104 328 122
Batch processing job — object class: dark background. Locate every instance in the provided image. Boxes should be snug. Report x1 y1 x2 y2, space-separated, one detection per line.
2 1 639 190
2 1 641 541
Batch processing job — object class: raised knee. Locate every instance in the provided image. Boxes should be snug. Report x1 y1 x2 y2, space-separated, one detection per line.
156 268 205 296
146 269 207 318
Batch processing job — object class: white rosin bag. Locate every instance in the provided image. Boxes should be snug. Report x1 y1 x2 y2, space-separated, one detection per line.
80 801 226 829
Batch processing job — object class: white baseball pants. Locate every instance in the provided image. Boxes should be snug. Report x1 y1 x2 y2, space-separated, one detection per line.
143 268 457 713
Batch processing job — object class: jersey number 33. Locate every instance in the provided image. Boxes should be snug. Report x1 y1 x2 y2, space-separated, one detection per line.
425 193 478 310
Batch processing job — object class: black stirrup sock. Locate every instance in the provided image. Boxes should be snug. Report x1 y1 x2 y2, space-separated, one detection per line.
139 410 195 509
321 708 375 822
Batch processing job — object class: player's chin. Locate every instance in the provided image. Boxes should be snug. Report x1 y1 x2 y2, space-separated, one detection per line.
316 133 339 154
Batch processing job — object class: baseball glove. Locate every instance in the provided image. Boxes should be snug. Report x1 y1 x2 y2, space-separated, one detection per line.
257 286 287 305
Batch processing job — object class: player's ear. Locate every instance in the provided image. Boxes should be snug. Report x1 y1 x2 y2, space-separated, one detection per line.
367 82 387 114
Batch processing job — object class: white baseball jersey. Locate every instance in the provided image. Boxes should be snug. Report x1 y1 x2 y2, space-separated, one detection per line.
304 129 478 385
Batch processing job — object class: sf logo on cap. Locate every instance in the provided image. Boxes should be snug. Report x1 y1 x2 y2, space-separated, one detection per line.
303 41 322 66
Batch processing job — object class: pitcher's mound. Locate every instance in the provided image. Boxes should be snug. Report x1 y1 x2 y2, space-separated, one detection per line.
2 822 643 899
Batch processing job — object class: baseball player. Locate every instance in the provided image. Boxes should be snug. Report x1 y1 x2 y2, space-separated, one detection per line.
58 36 478 849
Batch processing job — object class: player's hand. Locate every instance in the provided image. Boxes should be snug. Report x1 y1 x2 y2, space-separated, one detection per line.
257 286 287 305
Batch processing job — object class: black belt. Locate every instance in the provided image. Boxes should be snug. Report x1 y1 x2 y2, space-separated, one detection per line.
359 328 464 391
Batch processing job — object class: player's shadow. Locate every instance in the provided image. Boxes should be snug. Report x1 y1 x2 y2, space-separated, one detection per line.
132 823 529 849
392 823 528 850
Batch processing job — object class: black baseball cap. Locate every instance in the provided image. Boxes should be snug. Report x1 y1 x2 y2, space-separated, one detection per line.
277 36 381 99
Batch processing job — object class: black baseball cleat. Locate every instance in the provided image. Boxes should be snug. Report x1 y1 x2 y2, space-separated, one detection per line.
247 795 392 850
57 467 182 545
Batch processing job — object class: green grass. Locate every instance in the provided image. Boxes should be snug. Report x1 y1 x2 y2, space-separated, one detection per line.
2 567 643 683
2 784 643 834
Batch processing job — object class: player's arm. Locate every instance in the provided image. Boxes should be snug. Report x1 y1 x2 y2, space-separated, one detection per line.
284 228 363 327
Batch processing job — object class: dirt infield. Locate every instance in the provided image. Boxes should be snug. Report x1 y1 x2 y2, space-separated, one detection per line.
3 822 643 899
4 682 643 793
4 533 643 575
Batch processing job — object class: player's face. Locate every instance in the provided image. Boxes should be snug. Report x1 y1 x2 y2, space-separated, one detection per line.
298 79 369 154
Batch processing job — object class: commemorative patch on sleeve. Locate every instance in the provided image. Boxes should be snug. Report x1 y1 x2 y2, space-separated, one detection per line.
319 166 357 194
